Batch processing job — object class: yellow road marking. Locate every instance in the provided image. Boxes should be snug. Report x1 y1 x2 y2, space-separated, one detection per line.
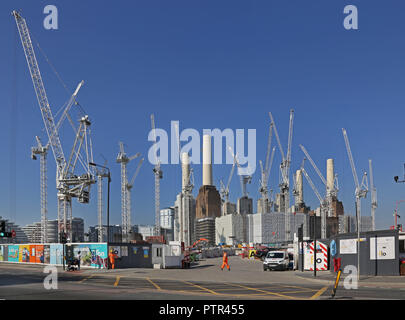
79 274 93 284
114 276 121 287
146 278 161 290
310 286 328 300
279 289 318 294
183 281 219 295
227 283 301 300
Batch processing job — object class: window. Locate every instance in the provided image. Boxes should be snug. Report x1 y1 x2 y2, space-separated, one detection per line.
156 247 162 257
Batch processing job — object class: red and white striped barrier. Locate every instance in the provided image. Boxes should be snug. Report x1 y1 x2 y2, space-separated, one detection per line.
307 241 328 271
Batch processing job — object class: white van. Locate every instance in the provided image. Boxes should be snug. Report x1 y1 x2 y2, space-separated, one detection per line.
263 250 290 271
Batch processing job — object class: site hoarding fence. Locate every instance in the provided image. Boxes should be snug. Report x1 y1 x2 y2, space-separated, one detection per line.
0 243 109 268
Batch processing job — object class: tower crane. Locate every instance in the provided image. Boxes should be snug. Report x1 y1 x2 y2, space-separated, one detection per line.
227 147 251 198
13 10 95 242
90 157 110 243
150 114 163 236
342 128 368 280
219 154 237 207
31 81 84 244
342 128 368 231
269 109 294 241
258 121 276 213
31 136 49 243
126 157 144 238
300 159 327 239
369 159 377 231
116 142 140 243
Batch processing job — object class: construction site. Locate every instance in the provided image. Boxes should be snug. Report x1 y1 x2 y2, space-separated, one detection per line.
1 4 405 302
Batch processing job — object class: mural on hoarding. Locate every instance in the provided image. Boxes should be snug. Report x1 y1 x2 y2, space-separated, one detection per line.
74 244 108 269
19 244 30 262
8 245 19 262
1 243 107 268
43 245 50 264
50 244 63 265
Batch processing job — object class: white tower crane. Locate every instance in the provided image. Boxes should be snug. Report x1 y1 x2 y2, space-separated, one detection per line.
258 121 276 213
342 128 368 280
220 154 237 207
116 142 140 243
126 157 144 238
369 159 377 231
150 114 163 237
13 11 95 242
31 136 49 243
227 147 251 198
269 109 294 241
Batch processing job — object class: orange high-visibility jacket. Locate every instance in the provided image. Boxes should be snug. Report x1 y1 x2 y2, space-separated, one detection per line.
222 253 228 263
109 252 116 262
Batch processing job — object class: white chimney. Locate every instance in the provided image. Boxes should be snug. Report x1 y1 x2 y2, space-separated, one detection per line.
202 134 213 186
326 159 334 194
181 152 190 191
296 169 303 204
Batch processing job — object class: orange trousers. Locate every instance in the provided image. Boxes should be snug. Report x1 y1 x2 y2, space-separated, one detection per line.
221 262 230 270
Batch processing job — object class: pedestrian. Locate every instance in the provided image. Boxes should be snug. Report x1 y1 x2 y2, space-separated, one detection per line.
221 251 230 271
76 251 81 271
108 249 117 270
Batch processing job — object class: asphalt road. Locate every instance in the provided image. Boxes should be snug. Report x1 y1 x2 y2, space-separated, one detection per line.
0 257 404 300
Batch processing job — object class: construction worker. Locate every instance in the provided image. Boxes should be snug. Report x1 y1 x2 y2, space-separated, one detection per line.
108 249 117 270
221 251 230 271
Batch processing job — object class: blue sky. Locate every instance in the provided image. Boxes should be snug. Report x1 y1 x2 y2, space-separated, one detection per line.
1 0 405 231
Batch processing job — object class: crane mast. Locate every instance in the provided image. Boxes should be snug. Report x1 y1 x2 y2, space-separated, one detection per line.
117 142 140 242
31 137 49 243
151 114 162 237
369 159 377 231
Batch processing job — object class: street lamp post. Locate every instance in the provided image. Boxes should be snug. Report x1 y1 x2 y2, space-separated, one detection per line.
89 162 111 267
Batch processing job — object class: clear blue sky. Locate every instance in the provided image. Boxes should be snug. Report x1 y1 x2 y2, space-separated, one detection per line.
1 0 405 231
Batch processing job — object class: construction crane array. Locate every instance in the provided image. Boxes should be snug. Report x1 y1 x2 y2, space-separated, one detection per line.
116 142 140 243
150 114 163 237
269 109 294 241
14 11 95 242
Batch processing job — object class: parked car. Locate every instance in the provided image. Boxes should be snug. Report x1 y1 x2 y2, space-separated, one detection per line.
255 248 269 260
263 251 290 271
